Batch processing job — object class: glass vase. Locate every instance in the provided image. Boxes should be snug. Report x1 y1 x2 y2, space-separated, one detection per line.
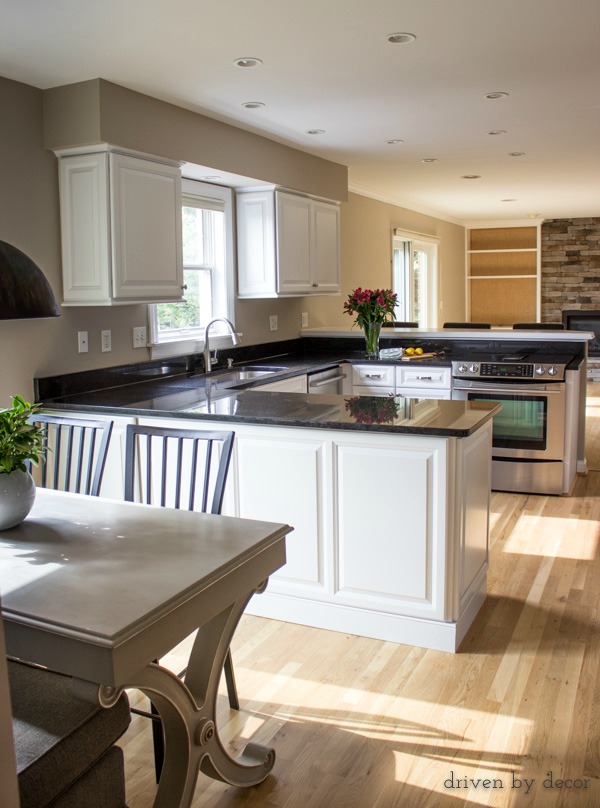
362 321 381 359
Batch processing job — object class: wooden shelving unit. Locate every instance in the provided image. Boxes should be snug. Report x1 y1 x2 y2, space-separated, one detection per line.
466 223 541 326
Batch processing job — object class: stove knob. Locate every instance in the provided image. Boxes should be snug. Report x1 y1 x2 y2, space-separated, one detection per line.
535 365 546 376
457 364 468 373
547 365 558 376
469 364 479 374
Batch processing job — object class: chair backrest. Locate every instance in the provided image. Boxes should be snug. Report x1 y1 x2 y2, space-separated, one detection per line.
124 424 234 514
30 414 113 496
381 321 419 328
512 322 565 330
443 322 491 329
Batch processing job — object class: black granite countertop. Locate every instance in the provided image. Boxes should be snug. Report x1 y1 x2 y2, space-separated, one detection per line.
35 340 507 436
41 381 499 438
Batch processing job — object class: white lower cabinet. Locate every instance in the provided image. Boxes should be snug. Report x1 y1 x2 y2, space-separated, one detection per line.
136 415 492 652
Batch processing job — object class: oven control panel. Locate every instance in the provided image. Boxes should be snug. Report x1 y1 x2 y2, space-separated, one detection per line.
452 361 567 381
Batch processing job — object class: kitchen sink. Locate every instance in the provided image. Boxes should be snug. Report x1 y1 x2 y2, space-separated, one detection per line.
201 365 289 388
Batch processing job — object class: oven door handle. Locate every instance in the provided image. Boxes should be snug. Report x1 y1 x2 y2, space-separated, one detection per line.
453 381 564 394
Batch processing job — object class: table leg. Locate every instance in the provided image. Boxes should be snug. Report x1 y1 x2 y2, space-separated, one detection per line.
74 580 274 808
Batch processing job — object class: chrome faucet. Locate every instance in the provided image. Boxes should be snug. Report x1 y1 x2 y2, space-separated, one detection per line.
203 318 240 372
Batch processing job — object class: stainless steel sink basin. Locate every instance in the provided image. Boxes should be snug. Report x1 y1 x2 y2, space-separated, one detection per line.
203 365 289 388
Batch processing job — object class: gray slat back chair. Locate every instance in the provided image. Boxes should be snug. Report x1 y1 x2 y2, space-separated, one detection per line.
123 423 237 781
30 414 113 497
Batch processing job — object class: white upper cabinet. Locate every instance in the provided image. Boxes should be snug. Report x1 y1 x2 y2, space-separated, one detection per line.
237 188 340 298
58 148 183 305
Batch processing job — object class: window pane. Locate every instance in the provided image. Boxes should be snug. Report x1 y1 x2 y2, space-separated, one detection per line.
182 206 205 265
156 269 211 332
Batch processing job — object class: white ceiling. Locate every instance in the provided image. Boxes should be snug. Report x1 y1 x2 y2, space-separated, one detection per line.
2 0 599 223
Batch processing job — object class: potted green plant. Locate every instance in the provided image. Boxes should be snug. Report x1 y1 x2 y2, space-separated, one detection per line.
0 395 46 530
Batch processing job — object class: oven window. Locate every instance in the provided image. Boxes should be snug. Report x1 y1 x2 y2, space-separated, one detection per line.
468 392 547 450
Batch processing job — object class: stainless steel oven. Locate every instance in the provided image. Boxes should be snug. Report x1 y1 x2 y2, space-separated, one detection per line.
452 357 568 495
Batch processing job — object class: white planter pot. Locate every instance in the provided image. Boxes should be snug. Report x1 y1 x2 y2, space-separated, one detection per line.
0 470 36 530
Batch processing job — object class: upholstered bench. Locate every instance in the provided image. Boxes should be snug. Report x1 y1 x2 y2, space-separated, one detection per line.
9 659 131 808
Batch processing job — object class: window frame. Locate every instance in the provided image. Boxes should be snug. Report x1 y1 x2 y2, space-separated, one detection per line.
392 229 439 328
149 179 236 359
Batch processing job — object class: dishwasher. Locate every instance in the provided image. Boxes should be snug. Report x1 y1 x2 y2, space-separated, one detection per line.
307 366 345 394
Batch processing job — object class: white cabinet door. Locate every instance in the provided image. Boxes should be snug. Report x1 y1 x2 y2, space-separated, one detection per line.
59 152 112 304
234 432 327 593
333 434 448 620
276 192 312 294
236 191 277 298
312 200 340 293
58 149 183 305
110 153 183 301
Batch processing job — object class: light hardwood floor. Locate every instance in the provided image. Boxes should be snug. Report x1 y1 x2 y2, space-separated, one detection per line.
122 385 600 807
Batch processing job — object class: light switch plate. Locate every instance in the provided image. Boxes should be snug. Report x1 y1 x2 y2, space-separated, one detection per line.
269 315 278 332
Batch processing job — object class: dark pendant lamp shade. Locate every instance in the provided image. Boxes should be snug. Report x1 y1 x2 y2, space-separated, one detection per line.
0 240 60 319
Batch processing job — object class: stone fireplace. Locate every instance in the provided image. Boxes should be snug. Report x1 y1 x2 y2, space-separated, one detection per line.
541 217 600 376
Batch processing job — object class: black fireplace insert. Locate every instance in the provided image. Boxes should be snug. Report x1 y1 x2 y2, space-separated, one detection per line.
562 310 600 356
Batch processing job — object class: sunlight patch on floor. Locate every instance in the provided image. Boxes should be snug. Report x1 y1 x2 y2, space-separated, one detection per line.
501 512 599 559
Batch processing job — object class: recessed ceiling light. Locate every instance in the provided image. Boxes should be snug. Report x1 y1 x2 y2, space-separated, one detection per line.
233 57 262 68
386 139 404 144
242 101 265 109
421 158 438 163
488 130 507 136
461 175 481 179
509 151 526 157
386 32 417 44
485 91 509 100
306 129 326 135
501 198 517 202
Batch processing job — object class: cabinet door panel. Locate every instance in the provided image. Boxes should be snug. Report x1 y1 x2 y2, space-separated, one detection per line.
334 438 447 618
59 153 111 303
236 192 277 297
312 202 340 292
236 435 325 590
110 153 183 300
276 192 312 293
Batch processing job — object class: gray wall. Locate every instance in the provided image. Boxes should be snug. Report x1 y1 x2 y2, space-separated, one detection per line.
0 75 466 405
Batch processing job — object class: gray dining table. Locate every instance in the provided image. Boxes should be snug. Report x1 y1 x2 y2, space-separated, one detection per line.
0 487 291 808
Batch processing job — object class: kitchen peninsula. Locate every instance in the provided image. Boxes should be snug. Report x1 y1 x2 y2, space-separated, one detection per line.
37 353 500 653
34 325 593 651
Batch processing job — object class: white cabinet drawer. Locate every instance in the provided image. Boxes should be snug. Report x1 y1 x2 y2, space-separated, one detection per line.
396 366 451 390
352 364 395 388
352 385 395 398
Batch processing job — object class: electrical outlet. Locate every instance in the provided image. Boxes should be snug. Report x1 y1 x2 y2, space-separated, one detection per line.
132 326 147 348
77 331 88 353
269 315 278 332
301 312 309 328
101 330 112 352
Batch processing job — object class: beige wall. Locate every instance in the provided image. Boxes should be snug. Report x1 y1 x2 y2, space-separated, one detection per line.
0 75 465 404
